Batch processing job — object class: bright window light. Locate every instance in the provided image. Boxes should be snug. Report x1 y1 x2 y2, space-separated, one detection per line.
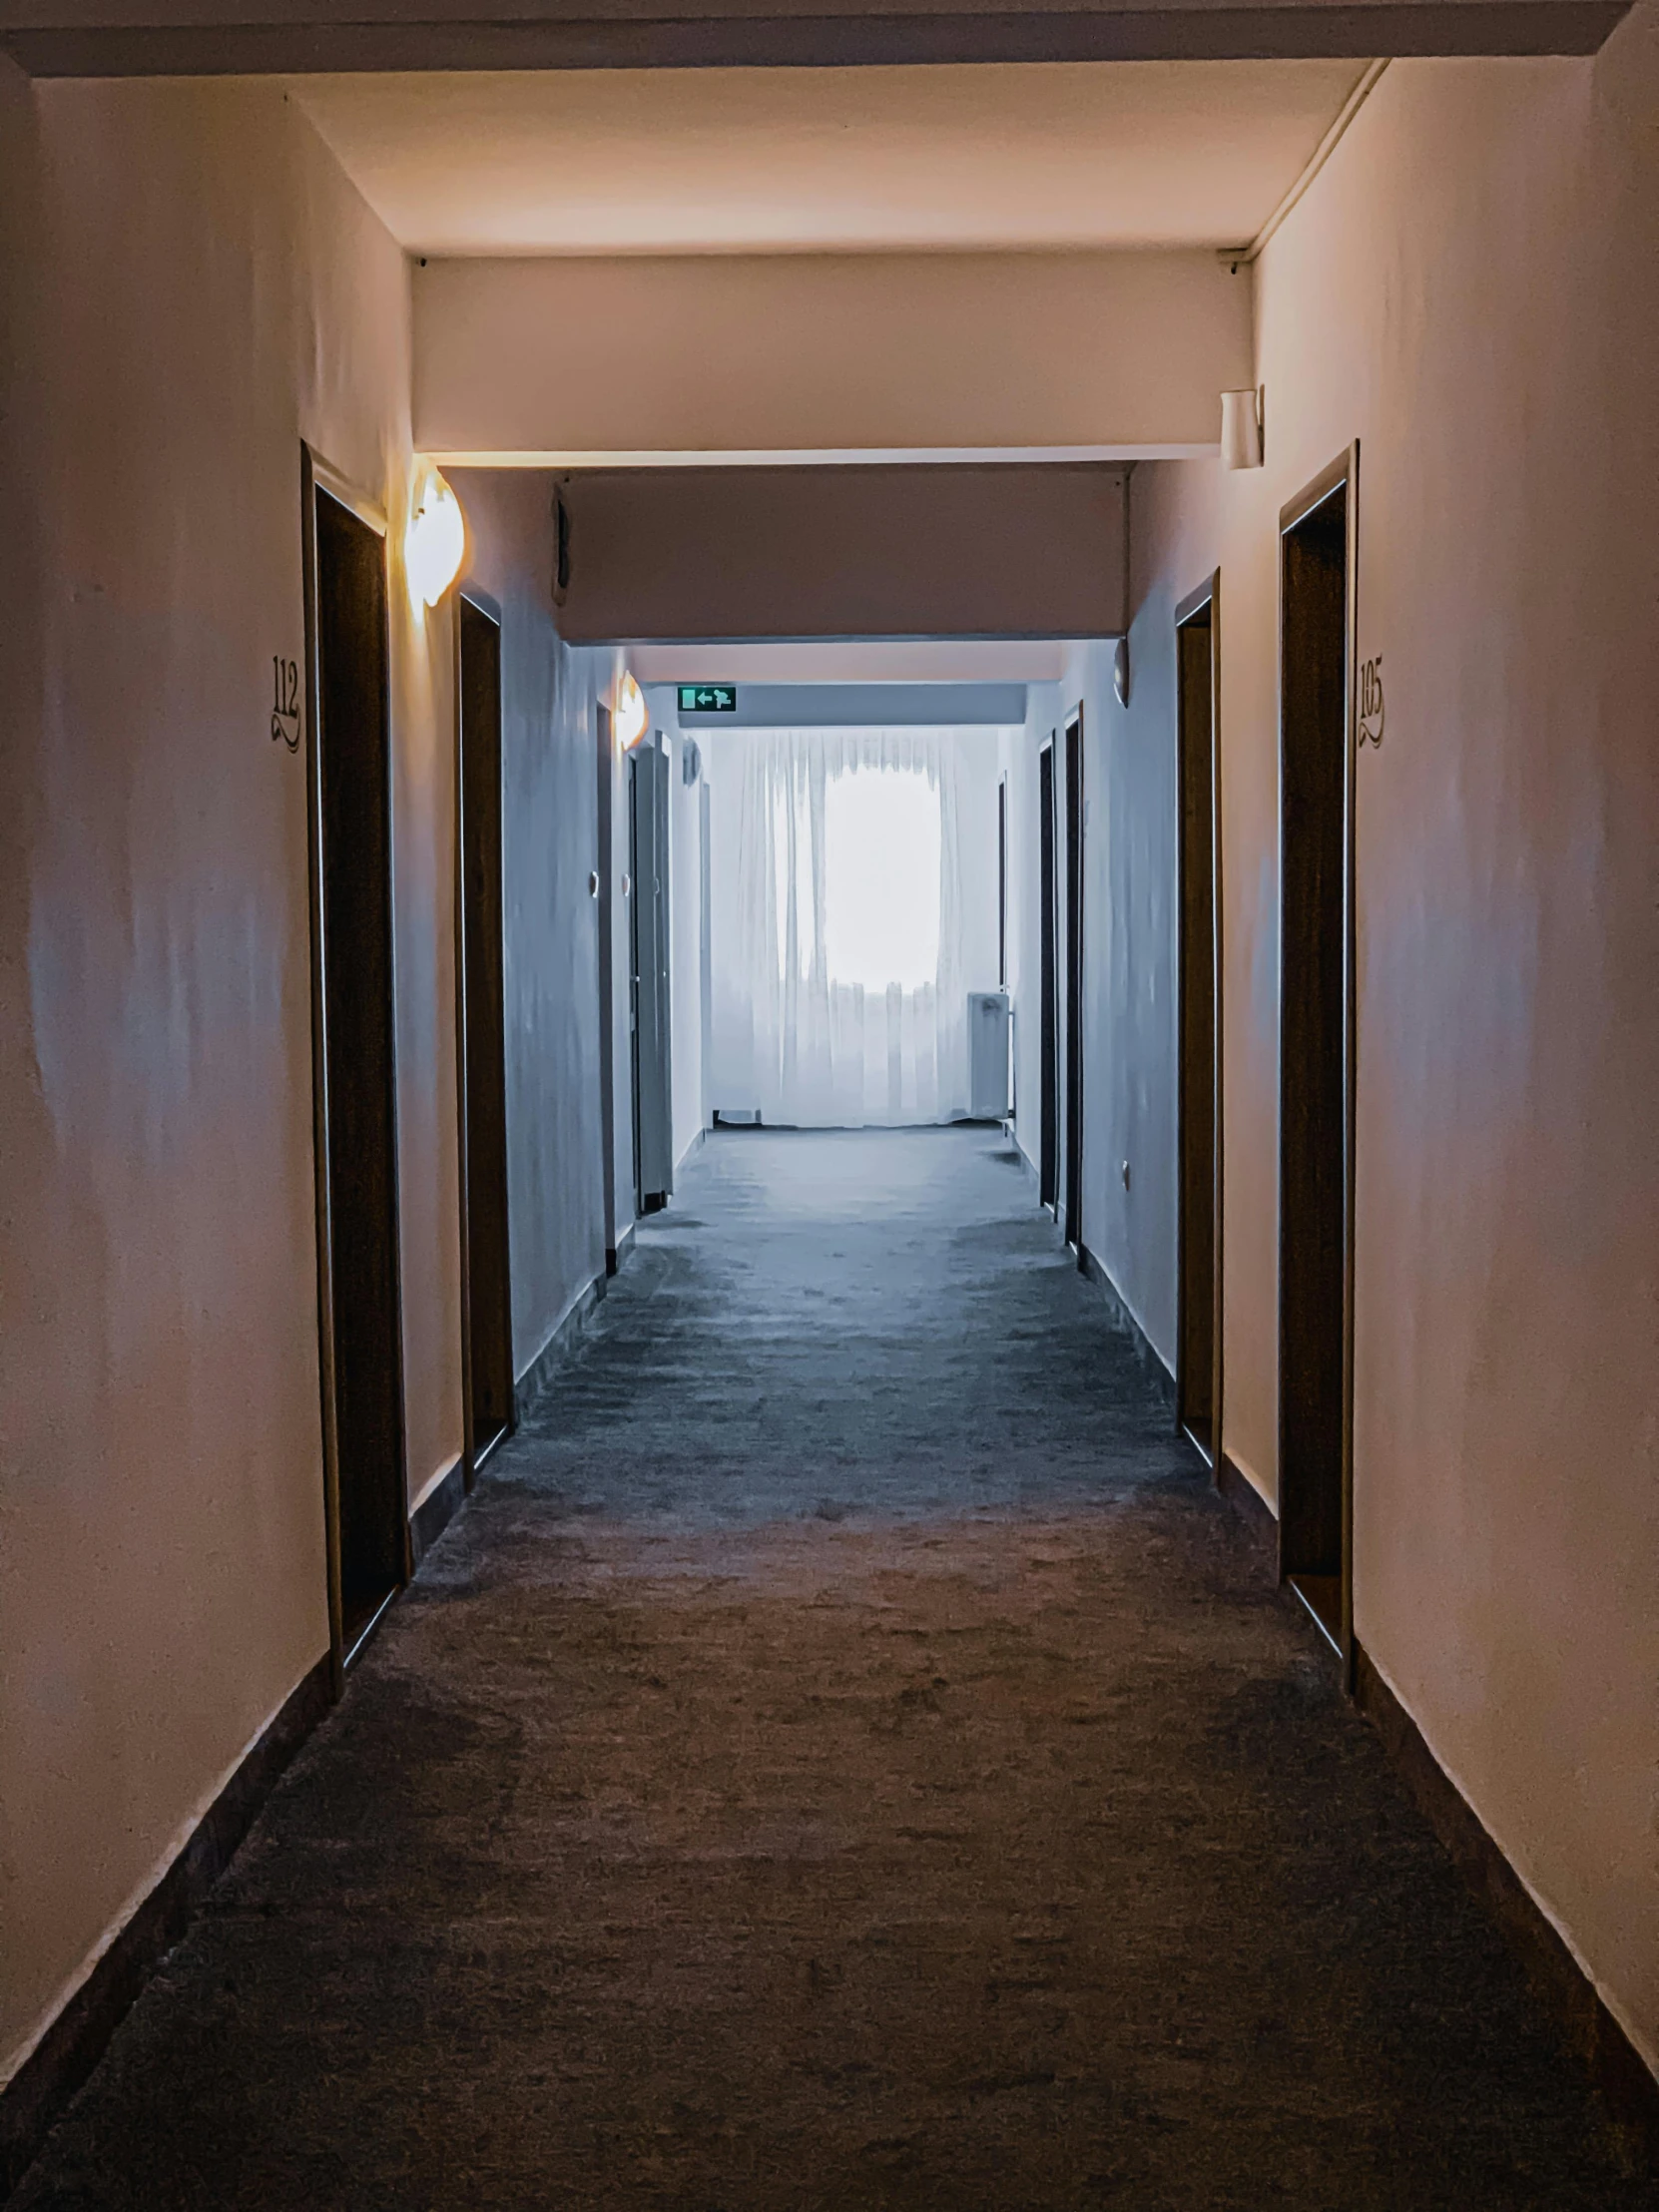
824 767 940 991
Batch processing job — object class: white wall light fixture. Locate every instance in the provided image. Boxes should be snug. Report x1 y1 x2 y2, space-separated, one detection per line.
406 465 467 607
1220 388 1264 471
616 670 649 751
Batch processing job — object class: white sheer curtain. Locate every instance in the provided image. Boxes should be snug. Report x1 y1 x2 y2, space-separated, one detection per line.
711 728 971 1127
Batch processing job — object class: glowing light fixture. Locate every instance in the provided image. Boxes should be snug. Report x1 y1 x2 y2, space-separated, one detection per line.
406 467 467 607
615 670 648 751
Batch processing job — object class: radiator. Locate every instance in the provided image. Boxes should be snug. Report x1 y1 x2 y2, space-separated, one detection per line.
967 991 1011 1121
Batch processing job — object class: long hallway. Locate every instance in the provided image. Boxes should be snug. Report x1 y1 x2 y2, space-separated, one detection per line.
16 1130 1649 2209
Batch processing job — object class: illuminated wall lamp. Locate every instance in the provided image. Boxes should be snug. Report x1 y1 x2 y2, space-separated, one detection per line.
406 467 467 607
615 670 649 751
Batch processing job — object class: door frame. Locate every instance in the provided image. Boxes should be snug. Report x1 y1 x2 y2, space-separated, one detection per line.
1037 738 1058 1213
453 585 513 1489
1276 442 1360 1685
299 442 408 1695
596 703 620 1271
1174 572 1225 1473
1062 706 1086 1262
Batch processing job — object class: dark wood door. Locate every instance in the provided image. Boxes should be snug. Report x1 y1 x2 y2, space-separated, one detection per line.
596 704 619 1271
629 744 673 1210
1278 463 1354 1658
1038 742 1058 1210
1063 713 1085 1254
310 483 407 1663
1176 589 1220 1462
458 597 513 1465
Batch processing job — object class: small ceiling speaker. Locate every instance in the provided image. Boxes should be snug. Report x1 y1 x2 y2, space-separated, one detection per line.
1221 388 1264 470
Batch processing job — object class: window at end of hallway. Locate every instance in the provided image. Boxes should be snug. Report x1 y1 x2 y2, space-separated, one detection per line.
824 766 940 992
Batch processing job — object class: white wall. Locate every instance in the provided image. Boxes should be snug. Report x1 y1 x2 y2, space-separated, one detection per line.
0 71 616 2100
0 67 453 2083
415 250 1247 460
1005 19 1659 2075
447 472 612 1377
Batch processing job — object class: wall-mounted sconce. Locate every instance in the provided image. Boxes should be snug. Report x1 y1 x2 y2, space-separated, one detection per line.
615 670 648 751
1113 637 1131 709
1220 388 1264 470
682 737 703 787
406 466 466 606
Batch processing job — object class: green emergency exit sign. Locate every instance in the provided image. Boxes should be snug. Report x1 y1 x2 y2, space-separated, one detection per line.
678 685 737 713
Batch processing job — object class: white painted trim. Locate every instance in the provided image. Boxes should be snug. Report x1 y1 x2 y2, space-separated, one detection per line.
1217 61 1391 269
1222 1444 1277 1517
307 449 388 534
408 1454 456 1517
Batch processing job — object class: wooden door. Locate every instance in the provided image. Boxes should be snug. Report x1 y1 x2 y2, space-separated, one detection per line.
457 594 513 1467
630 744 673 1210
1278 450 1359 1668
305 467 408 1670
1038 742 1058 1211
1176 580 1222 1464
1063 712 1085 1256
596 704 619 1270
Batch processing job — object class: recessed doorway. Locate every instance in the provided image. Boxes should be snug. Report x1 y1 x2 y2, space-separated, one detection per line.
1038 739 1058 1212
1062 710 1085 1258
301 453 409 1676
1277 448 1359 1670
1176 577 1223 1468
629 739 673 1213
456 592 514 1474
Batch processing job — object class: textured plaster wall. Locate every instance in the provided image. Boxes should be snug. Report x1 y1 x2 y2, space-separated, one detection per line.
1011 20 1659 2069
0 70 467 2078
446 472 610 1379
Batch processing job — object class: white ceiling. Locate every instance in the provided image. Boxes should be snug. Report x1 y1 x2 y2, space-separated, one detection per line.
294 60 1368 257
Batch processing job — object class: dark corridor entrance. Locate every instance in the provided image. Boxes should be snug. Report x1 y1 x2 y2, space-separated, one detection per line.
303 457 408 1671
1277 449 1358 1666
1176 578 1222 1466
457 593 514 1470
629 742 673 1214
1038 740 1058 1212
1062 710 1085 1255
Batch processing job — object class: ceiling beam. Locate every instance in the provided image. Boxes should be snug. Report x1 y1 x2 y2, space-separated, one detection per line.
416 252 1249 462
460 463 1129 642
0 0 1631 74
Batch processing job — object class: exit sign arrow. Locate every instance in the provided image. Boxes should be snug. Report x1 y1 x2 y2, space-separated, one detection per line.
679 685 738 713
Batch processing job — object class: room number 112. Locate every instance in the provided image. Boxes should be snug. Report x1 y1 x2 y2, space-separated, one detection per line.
272 656 300 751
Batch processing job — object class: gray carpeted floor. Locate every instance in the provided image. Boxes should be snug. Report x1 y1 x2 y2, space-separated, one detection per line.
14 1127 1653 2208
